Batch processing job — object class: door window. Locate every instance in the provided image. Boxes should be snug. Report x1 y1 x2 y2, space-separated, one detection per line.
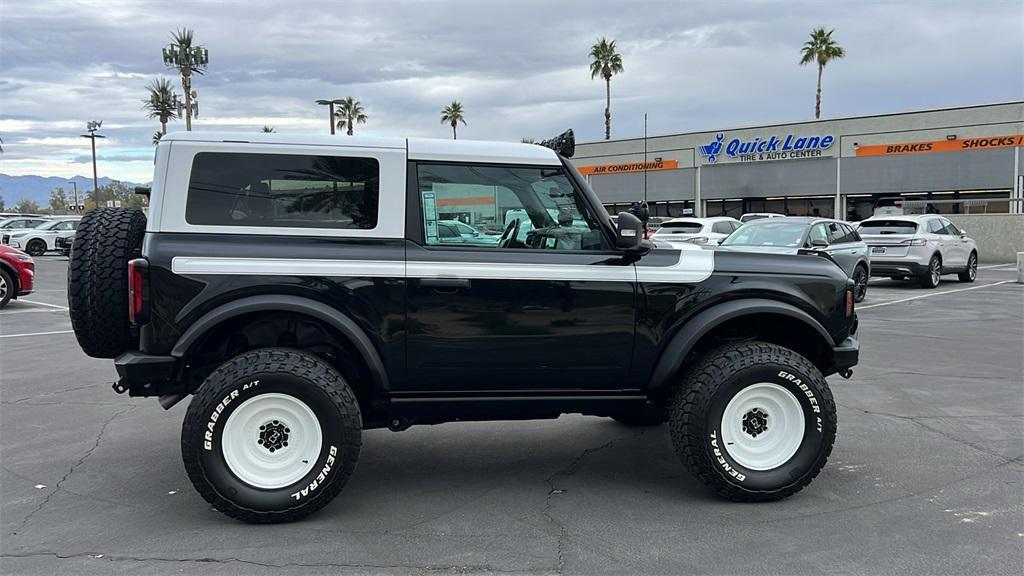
927 219 946 234
417 163 610 251
712 221 733 235
807 223 829 246
826 222 847 244
940 219 961 236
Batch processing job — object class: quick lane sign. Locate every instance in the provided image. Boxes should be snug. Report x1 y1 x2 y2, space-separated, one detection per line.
698 132 835 163
576 159 679 175
856 135 1024 157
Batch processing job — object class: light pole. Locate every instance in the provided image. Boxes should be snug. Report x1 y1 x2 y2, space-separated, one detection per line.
162 29 208 131
69 180 79 212
80 121 105 206
316 99 344 135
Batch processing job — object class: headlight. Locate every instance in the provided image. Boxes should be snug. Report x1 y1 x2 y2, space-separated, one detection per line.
9 232 27 239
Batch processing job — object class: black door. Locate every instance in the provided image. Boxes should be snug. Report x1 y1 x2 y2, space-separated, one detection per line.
403 162 636 393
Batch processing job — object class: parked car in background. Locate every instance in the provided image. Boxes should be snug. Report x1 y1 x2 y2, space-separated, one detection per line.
643 216 670 239
0 216 49 230
652 217 741 245
720 217 871 302
2 217 81 256
56 232 75 256
739 212 786 223
0 244 35 308
438 219 501 245
856 215 978 288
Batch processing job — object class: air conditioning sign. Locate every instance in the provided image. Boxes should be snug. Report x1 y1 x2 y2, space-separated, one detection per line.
699 132 835 164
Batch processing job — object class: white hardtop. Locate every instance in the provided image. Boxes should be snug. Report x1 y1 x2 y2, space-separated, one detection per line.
161 132 561 166
861 214 936 222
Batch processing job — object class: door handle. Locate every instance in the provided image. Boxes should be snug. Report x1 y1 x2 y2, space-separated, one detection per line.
420 278 471 291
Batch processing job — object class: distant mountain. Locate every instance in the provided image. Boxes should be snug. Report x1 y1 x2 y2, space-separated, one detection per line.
0 173 142 207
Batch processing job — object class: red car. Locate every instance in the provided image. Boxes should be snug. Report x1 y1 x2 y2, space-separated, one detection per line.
0 244 35 308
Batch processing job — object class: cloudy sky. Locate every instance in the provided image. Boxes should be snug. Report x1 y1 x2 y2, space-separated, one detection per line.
1 0 1021 182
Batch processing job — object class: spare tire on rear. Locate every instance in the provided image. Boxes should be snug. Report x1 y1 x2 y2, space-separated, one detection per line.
68 208 146 358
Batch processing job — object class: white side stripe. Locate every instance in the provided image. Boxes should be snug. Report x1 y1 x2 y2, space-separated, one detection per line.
406 261 636 282
171 249 715 284
172 257 405 277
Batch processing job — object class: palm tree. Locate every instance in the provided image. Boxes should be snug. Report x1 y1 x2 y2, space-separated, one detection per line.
261 126 275 133
152 131 163 146
799 27 846 119
440 101 467 139
589 37 624 140
315 99 344 134
143 77 180 135
335 97 367 136
162 28 209 131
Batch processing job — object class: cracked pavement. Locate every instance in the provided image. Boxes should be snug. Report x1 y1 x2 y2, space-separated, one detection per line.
1 258 1022 575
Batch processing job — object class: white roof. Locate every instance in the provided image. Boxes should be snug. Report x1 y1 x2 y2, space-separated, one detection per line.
662 216 737 224
161 132 560 165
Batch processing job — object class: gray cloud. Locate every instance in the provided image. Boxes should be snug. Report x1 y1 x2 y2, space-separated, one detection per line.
1 0 1021 182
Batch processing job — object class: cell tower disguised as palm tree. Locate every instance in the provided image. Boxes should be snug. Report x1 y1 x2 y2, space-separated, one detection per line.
143 77 181 135
162 28 209 131
799 27 845 119
589 37 624 140
441 101 466 139
335 97 367 136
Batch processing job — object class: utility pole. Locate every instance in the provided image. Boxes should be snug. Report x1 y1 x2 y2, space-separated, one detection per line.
80 121 105 206
316 99 344 135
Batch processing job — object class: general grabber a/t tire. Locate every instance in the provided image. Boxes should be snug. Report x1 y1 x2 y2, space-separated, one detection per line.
669 341 837 502
181 348 362 523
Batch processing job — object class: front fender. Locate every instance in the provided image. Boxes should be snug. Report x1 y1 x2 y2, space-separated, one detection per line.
645 298 835 395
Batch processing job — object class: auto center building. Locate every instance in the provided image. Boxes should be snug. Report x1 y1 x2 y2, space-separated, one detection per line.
571 101 1023 222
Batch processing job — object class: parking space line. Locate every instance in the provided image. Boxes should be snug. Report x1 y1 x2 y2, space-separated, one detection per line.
0 308 68 315
0 329 75 339
859 280 1015 310
979 263 1017 269
18 300 69 311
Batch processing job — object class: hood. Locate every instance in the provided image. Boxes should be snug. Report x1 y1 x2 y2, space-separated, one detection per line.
716 245 799 256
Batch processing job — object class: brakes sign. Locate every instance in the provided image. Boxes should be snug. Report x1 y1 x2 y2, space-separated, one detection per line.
856 135 1024 157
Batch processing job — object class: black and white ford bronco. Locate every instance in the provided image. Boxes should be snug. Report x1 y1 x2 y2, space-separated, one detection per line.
68 130 858 523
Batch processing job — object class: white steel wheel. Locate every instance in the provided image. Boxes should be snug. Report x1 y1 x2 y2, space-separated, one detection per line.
221 393 323 489
720 383 805 471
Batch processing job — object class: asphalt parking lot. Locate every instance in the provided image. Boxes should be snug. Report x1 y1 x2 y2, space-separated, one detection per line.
2 256 1022 575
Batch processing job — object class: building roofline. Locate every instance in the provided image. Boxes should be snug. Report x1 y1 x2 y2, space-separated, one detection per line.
578 101 1024 146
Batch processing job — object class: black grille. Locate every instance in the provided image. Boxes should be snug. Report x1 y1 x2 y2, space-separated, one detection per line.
1 234 9 245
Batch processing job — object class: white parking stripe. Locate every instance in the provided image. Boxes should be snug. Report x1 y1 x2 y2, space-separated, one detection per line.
858 281 1015 310
0 329 75 339
19 300 69 311
978 263 1016 270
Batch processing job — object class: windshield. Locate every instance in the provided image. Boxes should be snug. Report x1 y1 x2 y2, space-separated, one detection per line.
721 222 808 247
36 220 64 230
655 222 703 234
858 220 918 234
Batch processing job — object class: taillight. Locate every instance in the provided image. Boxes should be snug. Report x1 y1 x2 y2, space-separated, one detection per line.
128 258 148 324
846 289 854 317
686 236 709 244
900 238 928 246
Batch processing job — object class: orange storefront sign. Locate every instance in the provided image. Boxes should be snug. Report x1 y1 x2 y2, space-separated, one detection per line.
576 159 679 175
855 135 1024 157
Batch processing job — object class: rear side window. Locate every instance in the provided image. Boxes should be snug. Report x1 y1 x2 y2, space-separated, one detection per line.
185 152 379 229
712 221 733 234
858 220 917 235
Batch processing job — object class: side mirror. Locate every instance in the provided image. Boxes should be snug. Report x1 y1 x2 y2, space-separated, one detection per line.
810 238 829 248
616 211 643 251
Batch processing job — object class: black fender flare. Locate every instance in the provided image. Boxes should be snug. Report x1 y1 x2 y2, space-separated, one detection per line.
171 295 390 396
646 298 835 394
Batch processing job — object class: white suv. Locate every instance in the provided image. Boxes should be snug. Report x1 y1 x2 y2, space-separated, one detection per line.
2 217 81 256
652 216 741 245
857 215 978 288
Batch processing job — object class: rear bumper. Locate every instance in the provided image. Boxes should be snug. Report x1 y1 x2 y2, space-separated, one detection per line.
114 351 182 396
870 261 929 277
